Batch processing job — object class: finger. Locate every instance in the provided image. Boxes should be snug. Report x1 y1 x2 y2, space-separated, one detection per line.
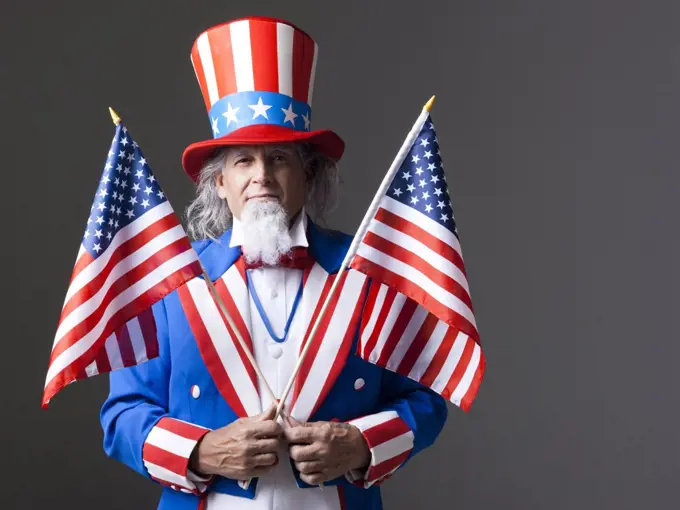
253 453 279 467
295 460 325 475
289 443 320 462
244 438 281 455
255 403 278 422
251 420 284 439
300 472 326 486
283 425 318 444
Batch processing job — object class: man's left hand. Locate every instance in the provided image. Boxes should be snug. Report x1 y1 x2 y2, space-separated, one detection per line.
283 417 371 485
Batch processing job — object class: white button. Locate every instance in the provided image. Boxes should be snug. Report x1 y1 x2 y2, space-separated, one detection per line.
269 345 283 359
191 385 200 399
271 289 278 299
354 378 365 391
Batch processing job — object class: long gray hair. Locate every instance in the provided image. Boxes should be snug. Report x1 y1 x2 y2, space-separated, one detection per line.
185 143 340 241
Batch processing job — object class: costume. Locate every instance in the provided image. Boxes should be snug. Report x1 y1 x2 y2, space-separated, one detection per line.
100 16 448 510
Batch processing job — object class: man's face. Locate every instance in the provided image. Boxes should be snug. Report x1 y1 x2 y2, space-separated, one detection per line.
215 144 306 220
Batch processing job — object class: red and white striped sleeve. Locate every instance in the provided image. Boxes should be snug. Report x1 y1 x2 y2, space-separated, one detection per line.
142 417 213 495
346 410 415 488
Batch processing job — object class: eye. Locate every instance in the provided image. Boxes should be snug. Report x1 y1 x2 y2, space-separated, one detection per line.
272 153 288 163
234 156 250 165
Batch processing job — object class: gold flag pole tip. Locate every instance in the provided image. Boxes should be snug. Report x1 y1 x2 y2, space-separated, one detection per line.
423 95 436 112
109 107 121 125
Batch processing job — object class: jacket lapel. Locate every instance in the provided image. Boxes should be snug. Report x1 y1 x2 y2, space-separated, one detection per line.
177 229 262 417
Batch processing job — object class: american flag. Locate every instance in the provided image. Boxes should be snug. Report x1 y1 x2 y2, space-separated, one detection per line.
350 113 485 410
42 119 202 408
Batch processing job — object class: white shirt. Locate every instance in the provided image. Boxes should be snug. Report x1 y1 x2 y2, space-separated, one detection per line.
206 210 342 510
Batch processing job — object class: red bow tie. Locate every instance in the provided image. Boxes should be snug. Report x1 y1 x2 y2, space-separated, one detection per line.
243 247 315 270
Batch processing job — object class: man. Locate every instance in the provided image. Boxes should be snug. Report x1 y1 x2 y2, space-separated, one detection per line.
100 16 447 510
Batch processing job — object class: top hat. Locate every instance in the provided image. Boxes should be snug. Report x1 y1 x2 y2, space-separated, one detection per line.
181 16 345 182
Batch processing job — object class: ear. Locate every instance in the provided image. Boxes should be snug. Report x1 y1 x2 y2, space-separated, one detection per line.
215 172 227 199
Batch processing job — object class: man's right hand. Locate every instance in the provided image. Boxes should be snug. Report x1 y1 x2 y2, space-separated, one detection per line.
189 403 283 480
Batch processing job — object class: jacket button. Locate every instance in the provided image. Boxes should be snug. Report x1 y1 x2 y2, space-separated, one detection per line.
354 378 365 391
191 385 201 399
269 345 283 359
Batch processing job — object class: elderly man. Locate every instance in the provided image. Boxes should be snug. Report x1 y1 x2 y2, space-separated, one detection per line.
100 16 447 510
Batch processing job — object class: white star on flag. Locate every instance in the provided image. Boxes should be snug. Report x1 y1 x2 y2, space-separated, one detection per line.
302 112 310 130
211 117 220 135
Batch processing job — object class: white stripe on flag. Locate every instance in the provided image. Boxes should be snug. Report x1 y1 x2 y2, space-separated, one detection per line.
45 249 198 386
55 224 189 343
407 320 448 381
84 359 98 377
450 342 481 406
430 330 468 395
367 292 407 364
368 218 470 295
64 202 174 305
356 243 477 330
276 23 294 97
196 33 220 106
380 196 463 257
385 304 429 371
104 331 124 371
230 20 255 92
126 316 149 364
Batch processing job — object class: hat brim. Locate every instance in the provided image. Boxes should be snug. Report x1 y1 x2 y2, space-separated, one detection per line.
182 124 345 182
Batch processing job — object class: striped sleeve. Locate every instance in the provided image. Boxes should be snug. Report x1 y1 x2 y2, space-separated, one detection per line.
142 417 213 495
345 410 415 488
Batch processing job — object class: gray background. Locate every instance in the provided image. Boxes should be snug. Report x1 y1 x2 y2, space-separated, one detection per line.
3 0 679 508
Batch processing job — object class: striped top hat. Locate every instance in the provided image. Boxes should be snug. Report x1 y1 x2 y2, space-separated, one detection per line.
182 16 345 181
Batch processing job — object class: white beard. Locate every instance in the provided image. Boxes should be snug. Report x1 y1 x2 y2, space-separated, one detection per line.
239 199 293 266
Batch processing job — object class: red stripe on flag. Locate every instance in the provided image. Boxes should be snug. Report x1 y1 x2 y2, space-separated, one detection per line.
190 43 212 111
62 214 181 318
418 327 459 389
460 352 485 412
441 335 475 401
115 322 136 368
357 280 381 355
42 262 202 408
291 30 315 102
249 19 278 92
395 313 439 376
361 230 473 310
208 24 238 98
177 284 248 418
361 286 398 361
52 238 193 360
309 274 368 417
375 297 419 368
351 256 479 342
374 208 466 276
95 341 112 374
71 250 95 283
143 443 189 476
138 307 158 360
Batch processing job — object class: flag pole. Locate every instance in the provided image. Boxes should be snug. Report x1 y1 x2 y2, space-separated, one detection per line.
108 107 276 404
274 96 436 419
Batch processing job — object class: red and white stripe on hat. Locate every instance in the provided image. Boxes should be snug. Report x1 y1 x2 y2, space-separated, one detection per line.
190 17 319 112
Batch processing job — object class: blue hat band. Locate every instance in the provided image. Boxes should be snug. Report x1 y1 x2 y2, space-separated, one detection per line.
208 91 313 138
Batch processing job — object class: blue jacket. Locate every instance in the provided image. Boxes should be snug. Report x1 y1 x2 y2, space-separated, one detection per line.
100 221 448 510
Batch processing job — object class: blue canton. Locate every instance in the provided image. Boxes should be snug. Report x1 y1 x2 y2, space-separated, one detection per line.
83 124 167 258
387 115 458 237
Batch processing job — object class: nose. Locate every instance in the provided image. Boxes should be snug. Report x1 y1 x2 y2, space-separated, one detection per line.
251 158 272 184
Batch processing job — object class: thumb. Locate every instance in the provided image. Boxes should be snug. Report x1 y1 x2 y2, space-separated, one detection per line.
255 402 278 422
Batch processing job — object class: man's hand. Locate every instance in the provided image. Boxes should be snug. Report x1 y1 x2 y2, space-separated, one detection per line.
283 416 371 485
189 403 283 480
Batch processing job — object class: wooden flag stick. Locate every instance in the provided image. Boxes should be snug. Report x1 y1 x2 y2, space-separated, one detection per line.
274 96 436 420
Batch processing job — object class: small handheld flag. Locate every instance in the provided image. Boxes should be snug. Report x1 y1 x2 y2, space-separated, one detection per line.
42 109 203 408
